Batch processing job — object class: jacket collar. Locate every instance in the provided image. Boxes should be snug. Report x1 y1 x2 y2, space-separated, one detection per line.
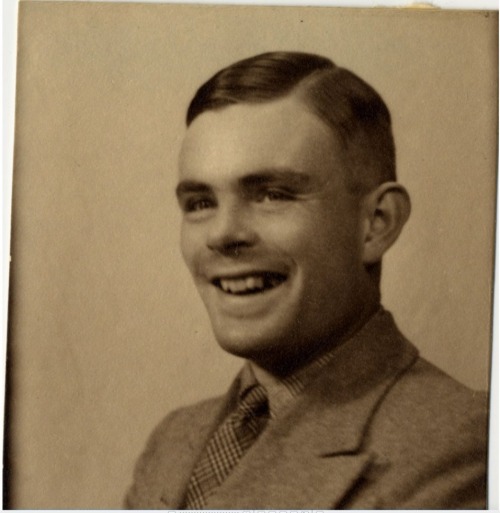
161 308 418 509
288 308 419 456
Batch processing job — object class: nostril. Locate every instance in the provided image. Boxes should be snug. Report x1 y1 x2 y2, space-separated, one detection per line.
208 239 251 257
226 241 251 257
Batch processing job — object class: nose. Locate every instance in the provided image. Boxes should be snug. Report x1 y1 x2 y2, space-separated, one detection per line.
206 202 258 256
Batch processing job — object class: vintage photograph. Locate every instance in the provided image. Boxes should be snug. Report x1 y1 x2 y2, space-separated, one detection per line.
5 2 497 509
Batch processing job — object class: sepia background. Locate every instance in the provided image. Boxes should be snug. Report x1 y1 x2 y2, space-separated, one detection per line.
7 2 498 508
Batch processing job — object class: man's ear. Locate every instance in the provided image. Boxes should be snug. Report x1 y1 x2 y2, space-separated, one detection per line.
361 182 411 265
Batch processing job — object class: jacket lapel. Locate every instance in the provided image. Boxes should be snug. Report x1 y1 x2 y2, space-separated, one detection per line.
158 380 241 509
206 310 419 509
206 438 374 509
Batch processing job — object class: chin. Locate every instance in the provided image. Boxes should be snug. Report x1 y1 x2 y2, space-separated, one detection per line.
214 329 318 376
212 325 284 360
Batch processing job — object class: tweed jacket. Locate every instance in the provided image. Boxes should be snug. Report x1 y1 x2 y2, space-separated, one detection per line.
126 310 488 509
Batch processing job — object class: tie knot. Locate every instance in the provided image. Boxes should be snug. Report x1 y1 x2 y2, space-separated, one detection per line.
237 384 269 421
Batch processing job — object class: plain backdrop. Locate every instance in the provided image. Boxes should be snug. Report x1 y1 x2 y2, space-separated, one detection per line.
7 2 497 508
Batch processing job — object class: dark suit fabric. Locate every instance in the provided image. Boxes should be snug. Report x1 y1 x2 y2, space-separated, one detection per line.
126 310 488 509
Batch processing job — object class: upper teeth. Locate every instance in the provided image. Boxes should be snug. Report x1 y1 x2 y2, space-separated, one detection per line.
220 276 265 293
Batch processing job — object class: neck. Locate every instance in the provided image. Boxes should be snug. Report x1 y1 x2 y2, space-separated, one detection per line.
249 300 382 379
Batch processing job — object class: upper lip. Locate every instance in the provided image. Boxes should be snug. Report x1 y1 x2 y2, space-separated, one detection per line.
205 266 290 283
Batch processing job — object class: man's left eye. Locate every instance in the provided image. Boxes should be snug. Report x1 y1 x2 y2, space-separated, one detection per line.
259 189 293 202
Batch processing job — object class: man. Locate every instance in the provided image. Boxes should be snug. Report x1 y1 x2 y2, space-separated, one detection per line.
126 52 488 509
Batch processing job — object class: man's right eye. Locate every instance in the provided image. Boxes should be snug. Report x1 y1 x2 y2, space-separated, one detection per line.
183 197 216 213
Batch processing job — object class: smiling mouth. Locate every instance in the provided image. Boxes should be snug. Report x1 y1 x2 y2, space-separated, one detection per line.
212 272 287 295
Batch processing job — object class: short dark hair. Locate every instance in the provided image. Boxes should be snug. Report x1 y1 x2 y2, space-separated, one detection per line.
186 51 396 194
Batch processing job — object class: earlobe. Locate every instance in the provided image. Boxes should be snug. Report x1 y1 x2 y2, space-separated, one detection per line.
362 182 411 265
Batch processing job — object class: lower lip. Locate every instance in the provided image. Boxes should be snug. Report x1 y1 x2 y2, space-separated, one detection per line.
211 280 289 317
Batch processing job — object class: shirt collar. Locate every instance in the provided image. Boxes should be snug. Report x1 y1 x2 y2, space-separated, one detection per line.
237 307 384 418
237 344 341 419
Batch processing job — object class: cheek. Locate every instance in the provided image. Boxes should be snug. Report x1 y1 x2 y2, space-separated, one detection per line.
256 208 327 258
179 222 200 271
295 216 363 279
257 217 310 258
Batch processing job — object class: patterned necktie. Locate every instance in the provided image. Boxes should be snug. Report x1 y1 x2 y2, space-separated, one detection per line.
182 384 269 509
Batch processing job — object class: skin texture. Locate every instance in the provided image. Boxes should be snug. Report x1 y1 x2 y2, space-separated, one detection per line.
177 95 386 375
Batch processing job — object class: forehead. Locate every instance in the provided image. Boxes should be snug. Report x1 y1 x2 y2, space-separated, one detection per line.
178 95 346 185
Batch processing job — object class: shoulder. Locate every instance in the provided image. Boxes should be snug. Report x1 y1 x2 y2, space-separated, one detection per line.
375 356 488 441
145 396 225 449
364 357 488 508
136 395 227 466
125 395 226 509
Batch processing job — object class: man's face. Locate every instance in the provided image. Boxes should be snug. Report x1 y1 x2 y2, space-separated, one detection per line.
177 95 370 370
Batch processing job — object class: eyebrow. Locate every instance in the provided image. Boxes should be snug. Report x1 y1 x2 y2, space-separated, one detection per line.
175 169 313 198
239 169 312 189
175 180 211 198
